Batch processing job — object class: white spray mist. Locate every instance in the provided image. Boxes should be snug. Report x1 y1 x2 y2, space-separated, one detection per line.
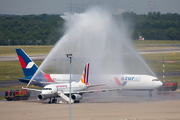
31 7 155 85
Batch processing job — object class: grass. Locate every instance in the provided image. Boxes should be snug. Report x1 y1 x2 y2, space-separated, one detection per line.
133 40 180 50
0 45 53 56
0 41 180 56
146 62 180 73
141 53 180 73
0 97 5 100
0 61 42 81
0 85 42 91
136 46 176 50
142 53 180 61
133 40 180 45
0 41 180 87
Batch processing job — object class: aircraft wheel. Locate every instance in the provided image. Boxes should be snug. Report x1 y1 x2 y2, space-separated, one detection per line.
148 94 152 97
7 98 12 101
74 100 80 103
148 90 152 97
52 99 57 103
48 99 52 104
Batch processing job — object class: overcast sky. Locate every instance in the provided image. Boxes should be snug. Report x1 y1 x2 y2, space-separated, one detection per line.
0 0 180 15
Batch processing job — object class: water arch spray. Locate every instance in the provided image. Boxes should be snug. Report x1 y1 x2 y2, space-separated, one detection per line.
30 7 155 85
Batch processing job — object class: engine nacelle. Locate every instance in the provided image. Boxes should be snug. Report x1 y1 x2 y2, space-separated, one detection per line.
37 94 47 101
71 94 82 101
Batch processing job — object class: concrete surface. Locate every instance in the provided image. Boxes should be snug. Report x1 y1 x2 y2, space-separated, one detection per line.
0 99 180 120
1 90 180 120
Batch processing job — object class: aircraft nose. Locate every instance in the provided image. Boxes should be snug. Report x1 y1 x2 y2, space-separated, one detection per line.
156 81 163 88
41 90 46 94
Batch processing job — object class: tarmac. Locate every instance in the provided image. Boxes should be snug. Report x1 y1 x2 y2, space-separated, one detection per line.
1 90 180 120
0 99 180 120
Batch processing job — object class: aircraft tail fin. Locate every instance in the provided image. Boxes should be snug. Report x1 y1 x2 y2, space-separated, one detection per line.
16 49 38 77
79 63 89 85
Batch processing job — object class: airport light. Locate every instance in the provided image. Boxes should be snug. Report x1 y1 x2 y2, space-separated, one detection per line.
162 56 165 82
66 54 73 120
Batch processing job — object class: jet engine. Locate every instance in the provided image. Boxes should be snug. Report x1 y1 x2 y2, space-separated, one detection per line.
37 94 47 100
71 94 82 101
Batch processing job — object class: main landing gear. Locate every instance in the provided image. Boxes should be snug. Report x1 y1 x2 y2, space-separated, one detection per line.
48 98 57 104
74 100 80 103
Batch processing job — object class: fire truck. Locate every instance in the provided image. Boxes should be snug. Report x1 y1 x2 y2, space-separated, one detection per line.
157 81 178 91
5 90 30 101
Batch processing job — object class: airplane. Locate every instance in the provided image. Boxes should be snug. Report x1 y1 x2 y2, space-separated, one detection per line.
23 63 117 103
16 49 118 103
16 49 163 99
99 74 162 97
16 48 80 87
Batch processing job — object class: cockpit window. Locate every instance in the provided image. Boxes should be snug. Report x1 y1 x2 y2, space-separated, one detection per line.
43 88 52 90
152 79 159 81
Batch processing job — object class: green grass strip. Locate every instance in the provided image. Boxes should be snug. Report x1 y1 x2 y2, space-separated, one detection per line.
0 45 53 56
0 61 42 81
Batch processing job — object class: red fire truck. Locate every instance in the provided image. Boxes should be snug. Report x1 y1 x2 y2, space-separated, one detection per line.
157 81 178 91
5 90 30 101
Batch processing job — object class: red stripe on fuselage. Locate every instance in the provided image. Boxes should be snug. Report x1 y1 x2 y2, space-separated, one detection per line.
18 55 26 68
114 77 121 86
43 74 55 82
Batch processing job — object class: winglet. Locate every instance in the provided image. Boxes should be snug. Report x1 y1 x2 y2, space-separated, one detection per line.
79 63 89 85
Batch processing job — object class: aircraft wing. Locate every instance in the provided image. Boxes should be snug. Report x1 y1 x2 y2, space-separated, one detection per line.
10 77 36 82
86 84 106 88
12 77 65 84
63 88 121 94
11 77 69 84
22 87 42 92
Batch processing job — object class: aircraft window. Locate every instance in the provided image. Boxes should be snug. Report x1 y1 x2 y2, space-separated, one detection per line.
152 79 159 81
43 88 52 90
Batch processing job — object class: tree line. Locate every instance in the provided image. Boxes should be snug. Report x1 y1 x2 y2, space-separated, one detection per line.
119 11 180 40
0 12 180 45
0 14 64 45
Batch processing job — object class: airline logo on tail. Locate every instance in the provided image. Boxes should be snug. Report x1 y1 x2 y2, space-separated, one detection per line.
80 63 89 85
18 55 35 69
16 49 38 77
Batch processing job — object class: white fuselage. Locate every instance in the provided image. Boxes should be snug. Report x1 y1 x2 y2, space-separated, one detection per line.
38 74 162 101
40 82 87 99
48 74 162 90
100 74 162 90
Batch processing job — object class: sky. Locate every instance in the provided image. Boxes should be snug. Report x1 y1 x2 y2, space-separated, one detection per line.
0 0 180 15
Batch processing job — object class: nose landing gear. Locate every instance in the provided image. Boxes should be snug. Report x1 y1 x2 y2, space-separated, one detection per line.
148 90 152 97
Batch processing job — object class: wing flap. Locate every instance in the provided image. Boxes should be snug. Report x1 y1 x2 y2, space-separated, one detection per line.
86 84 106 88
63 88 121 94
